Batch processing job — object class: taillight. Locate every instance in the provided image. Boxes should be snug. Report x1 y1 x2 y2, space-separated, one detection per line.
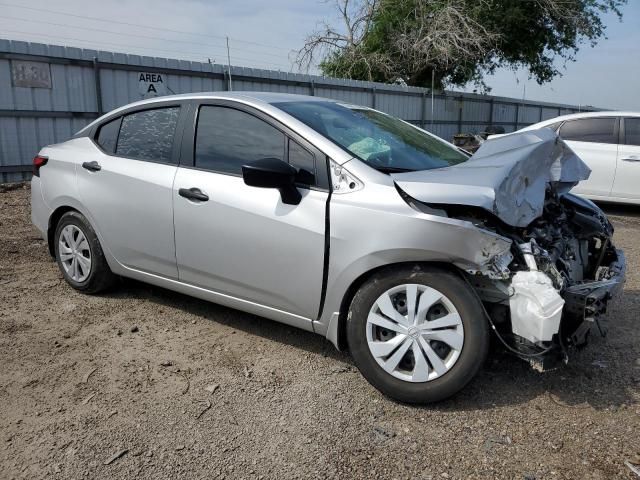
33 155 48 176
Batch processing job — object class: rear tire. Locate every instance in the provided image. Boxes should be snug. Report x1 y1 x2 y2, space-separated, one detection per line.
346 264 489 404
54 211 116 294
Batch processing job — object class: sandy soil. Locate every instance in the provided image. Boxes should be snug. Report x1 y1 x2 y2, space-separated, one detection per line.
1 184 639 479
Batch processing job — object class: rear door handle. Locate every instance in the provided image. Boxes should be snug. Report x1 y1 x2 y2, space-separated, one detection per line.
621 156 640 162
179 187 209 202
82 161 101 172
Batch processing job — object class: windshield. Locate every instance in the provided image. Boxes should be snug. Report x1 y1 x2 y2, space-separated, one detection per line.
274 101 469 173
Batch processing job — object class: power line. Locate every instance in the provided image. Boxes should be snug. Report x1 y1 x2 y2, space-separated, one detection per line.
1 14 294 62
0 29 294 70
0 2 293 54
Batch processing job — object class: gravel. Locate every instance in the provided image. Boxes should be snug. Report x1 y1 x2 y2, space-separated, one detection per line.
1 184 639 479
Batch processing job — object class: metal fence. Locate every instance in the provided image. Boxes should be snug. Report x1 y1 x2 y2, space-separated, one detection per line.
0 38 596 183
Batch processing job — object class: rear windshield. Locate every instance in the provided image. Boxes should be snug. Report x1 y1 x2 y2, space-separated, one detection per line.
274 101 468 173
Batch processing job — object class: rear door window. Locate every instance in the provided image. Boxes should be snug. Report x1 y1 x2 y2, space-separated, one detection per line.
624 118 640 146
558 118 617 144
115 107 180 162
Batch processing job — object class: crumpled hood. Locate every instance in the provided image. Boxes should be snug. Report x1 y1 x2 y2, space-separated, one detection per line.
391 128 591 227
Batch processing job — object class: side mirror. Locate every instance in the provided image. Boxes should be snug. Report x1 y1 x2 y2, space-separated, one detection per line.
242 158 302 205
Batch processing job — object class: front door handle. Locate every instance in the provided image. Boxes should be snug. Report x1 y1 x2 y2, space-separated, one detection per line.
179 187 209 202
82 161 102 172
621 156 640 162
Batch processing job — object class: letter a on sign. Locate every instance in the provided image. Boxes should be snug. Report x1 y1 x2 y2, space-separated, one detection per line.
138 71 167 97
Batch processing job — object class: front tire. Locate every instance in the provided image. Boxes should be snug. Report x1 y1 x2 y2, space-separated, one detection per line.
54 211 116 294
346 265 489 404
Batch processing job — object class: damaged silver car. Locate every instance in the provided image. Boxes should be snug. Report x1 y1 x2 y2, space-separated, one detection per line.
31 93 625 403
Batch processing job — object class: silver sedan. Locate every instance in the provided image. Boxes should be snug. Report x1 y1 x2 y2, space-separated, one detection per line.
31 92 625 403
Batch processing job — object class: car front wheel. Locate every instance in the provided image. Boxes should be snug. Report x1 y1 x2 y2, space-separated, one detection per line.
346 265 489 403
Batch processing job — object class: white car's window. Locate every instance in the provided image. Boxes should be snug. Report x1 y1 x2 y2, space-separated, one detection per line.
275 101 468 173
624 118 640 146
115 107 180 162
558 118 617 144
195 106 285 175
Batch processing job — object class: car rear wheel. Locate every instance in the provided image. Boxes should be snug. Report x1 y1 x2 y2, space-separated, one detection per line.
346 265 489 403
54 211 116 293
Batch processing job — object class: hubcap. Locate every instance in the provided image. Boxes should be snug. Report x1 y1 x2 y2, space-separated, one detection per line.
366 284 464 383
58 225 91 282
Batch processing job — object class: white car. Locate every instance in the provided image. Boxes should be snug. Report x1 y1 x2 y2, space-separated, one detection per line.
500 112 640 205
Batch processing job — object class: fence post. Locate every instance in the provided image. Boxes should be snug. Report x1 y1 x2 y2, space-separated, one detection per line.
372 86 377 109
457 96 463 133
421 91 427 129
515 103 520 130
488 99 494 127
539 106 543 122
310 80 315 96
93 58 103 115
222 69 229 91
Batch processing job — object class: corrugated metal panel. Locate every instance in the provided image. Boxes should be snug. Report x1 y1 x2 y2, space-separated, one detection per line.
518 105 541 125
541 107 562 121
492 103 517 123
462 99 491 122
0 39 599 182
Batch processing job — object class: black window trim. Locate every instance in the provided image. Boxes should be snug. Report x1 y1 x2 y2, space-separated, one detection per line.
87 101 189 166
180 99 330 192
558 116 620 145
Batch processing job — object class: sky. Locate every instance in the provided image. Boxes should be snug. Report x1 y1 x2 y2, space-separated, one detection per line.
1 0 639 110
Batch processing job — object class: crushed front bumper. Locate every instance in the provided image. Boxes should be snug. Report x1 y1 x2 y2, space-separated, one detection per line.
561 248 626 346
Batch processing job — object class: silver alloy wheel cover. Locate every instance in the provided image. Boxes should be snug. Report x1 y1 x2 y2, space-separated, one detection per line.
366 284 464 382
58 225 92 283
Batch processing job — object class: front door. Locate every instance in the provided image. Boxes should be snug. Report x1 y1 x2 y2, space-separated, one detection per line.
173 103 329 319
76 105 182 278
558 117 619 198
611 117 640 201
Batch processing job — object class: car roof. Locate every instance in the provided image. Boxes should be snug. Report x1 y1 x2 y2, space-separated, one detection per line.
122 91 331 109
76 92 338 137
522 110 640 130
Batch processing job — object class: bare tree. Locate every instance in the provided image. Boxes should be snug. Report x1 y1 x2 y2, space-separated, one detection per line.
295 0 382 80
389 1 497 84
296 0 497 85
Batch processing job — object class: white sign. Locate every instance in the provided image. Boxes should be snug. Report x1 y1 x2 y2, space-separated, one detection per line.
138 72 167 97
11 61 52 88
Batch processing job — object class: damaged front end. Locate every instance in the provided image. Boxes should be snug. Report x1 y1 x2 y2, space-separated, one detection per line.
393 129 626 369
494 193 624 368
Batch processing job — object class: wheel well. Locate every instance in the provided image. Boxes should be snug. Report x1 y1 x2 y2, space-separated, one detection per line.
334 261 463 351
47 206 78 257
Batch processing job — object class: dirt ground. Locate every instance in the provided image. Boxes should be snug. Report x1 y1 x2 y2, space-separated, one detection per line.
0 183 639 480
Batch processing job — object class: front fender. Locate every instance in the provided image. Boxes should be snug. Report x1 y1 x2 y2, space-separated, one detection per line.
316 182 512 342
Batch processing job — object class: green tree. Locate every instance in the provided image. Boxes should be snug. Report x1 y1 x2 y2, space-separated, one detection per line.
297 0 626 90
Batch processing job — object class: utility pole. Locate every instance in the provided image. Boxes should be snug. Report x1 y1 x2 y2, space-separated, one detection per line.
226 36 233 91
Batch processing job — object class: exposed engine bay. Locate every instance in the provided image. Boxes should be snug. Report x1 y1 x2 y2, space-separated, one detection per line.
440 190 625 369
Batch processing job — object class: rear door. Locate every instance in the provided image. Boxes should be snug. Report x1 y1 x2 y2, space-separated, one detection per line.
76 103 186 278
611 117 640 201
558 117 619 198
172 102 329 319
